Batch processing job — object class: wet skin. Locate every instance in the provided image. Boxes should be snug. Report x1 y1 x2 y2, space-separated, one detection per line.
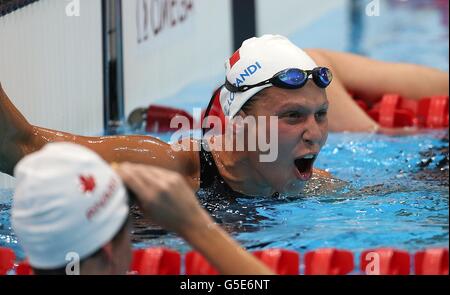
0 82 329 196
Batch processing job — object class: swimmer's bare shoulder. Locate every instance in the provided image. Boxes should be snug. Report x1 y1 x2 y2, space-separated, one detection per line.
313 168 332 178
171 138 202 189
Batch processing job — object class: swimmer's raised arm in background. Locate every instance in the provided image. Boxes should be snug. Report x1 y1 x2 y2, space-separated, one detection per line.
305 49 449 133
116 163 274 275
0 83 200 187
0 83 34 176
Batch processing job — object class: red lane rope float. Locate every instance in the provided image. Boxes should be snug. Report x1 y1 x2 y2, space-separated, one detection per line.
0 247 15 275
426 95 449 128
414 248 449 275
2 247 449 275
130 248 181 275
16 260 33 275
380 94 414 128
186 249 300 275
185 251 219 275
360 248 410 275
145 105 194 133
137 89 223 134
304 248 354 275
355 100 369 112
252 249 300 275
358 94 449 129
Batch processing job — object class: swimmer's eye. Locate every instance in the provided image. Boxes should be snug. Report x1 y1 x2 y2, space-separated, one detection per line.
279 111 307 124
315 110 328 121
282 111 305 120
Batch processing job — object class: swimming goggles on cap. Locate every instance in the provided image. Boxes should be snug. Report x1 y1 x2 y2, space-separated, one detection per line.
224 67 333 93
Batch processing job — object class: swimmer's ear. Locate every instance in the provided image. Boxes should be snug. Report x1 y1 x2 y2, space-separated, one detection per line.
100 243 115 267
101 243 114 259
229 116 244 135
237 109 247 117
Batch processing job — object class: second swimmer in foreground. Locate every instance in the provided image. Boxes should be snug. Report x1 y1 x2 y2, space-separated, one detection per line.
12 143 274 275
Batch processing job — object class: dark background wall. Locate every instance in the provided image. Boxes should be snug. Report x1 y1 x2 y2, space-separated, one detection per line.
0 0 39 17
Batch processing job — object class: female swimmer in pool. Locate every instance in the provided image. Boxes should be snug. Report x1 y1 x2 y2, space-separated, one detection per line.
0 35 448 197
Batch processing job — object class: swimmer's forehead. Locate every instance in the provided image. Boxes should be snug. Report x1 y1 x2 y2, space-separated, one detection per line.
257 88 329 111
275 101 329 111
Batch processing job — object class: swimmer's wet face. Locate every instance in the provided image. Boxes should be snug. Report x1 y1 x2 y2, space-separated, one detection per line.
239 81 329 194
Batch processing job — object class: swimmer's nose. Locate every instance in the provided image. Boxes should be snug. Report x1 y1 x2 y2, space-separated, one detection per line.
302 116 324 147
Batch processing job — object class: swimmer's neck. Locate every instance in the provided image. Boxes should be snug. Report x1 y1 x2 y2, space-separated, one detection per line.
211 149 275 197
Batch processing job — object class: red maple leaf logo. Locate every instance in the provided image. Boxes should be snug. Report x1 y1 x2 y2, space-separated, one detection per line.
80 175 96 194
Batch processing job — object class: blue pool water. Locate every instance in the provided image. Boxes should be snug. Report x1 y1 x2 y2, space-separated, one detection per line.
0 0 448 265
130 132 449 258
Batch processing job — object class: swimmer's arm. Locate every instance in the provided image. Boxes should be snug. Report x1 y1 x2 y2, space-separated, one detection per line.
30 127 200 188
311 49 449 104
305 49 381 132
0 83 36 175
3 124 198 181
313 168 331 178
1 82 200 184
117 164 274 275
182 221 275 275
305 49 448 133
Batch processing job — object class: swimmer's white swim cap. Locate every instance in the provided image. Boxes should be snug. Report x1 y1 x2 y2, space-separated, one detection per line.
12 143 129 269
219 34 318 118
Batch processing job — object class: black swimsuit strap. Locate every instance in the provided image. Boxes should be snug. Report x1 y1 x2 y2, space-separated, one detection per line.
199 142 253 198
199 143 221 189
200 86 229 191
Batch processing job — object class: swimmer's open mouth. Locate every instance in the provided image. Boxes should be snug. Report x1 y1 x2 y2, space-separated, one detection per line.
294 155 317 181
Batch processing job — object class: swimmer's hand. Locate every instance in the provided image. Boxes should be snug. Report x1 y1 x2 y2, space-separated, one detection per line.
116 163 211 234
313 168 332 178
116 163 274 275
